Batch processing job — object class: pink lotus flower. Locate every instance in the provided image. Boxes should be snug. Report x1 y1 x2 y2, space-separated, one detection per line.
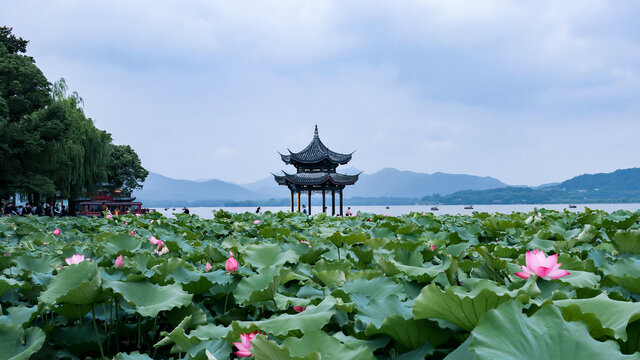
149 236 163 246
3 252 9 257
53 228 61 236
205 262 212 272
125 222 128 226
154 245 169 256
43 242 47 245
253 220 261 225
150 219 154 223
130 230 135 236
298 240 311 247
293 306 306 312
225 255 239 273
114 254 124 268
233 332 259 357
515 249 570 280
65 254 90 266
106 214 113 219
386 213 391 216
430 245 435 251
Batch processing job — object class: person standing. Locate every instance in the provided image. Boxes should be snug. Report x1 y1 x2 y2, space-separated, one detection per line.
4 203 16 216
54 203 61 217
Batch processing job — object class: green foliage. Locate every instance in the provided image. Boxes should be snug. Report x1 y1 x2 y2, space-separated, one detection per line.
0 209 639 358
0 28 145 201
105 144 149 193
0 26 28 55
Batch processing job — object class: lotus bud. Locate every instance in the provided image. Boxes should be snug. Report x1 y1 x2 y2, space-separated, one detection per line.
225 256 239 273
53 228 61 236
114 254 124 268
205 262 212 272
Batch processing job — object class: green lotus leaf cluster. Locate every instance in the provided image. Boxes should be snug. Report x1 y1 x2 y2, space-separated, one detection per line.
0 207 639 359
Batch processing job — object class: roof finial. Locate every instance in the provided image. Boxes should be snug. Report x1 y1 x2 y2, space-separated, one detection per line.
314 125 319 139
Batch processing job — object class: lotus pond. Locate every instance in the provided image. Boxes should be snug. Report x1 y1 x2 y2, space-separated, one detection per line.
1 209 640 359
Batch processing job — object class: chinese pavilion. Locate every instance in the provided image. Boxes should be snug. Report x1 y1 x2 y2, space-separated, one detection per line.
274 125 359 216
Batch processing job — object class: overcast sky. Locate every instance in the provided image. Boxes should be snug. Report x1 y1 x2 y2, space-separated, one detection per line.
3 1 640 186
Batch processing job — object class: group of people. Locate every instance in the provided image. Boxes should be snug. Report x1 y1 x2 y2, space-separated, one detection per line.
299 205 353 216
1 202 69 217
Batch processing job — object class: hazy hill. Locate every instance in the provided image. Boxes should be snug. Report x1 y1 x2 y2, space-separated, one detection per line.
137 168 509 206
557 168 640 192
135 172 266 205
349 168 507 198
135 167 640 206
422 167 640 204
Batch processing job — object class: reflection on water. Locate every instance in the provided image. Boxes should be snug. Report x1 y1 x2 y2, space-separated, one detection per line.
152 204 640 219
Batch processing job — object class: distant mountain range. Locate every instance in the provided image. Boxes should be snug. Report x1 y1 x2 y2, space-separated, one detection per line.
421 168 640 204
135 167 640 206
135 168 507 206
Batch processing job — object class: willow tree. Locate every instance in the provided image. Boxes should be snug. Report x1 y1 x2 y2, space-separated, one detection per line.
26 79 112 203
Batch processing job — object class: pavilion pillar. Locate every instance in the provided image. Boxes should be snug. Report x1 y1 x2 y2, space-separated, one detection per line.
322 190 326 213
290 190 294 212
339 189 343 216
308 190 311 216
297 192 301 212
331 190 335 216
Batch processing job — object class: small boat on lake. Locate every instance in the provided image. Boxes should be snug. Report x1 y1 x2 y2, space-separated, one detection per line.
568 204 577 209
430 206 439 211
464 205 474 209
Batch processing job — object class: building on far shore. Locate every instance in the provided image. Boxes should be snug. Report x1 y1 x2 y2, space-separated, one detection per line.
274 125 359 216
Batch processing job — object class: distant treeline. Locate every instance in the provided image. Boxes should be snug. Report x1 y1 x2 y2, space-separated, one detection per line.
421 187 640 205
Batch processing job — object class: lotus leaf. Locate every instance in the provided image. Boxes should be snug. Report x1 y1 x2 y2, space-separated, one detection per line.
445 301 640 360
105 280 193 318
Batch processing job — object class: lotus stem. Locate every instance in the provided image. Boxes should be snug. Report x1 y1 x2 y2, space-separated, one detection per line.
152 316 159 359
114 297 120 353
103 303 110 352
137 315 142 350
224 276 231 313
91 304 105 359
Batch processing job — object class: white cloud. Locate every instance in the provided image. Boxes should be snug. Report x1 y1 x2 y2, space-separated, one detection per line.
2 0 640 186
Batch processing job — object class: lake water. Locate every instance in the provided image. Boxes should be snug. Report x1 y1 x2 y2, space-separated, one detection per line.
152 203 640 219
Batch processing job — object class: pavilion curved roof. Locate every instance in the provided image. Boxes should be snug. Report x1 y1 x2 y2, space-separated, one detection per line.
273 171 359 186
280 125 353 165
